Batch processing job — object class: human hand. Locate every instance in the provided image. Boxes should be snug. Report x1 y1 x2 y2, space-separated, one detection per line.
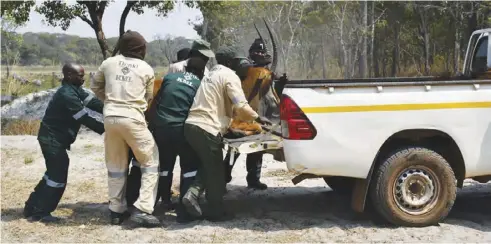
255 116 272 125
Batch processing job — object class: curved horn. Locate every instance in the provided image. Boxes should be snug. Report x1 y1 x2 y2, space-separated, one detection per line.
263 18 277 73
254 23 267 52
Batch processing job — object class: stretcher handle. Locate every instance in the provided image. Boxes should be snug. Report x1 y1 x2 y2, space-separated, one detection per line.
260 124 283 137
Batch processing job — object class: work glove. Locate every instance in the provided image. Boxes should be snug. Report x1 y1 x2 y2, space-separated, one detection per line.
255 116 272 126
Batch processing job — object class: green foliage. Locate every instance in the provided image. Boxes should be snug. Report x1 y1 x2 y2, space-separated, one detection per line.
0 1 35 25
35 1 89 31
0 32 179 67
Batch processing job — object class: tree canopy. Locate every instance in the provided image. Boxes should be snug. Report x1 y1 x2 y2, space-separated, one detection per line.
2 1 491 79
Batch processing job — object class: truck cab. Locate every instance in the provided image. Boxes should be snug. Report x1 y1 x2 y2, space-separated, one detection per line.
279 28 491 227
463 28 490 79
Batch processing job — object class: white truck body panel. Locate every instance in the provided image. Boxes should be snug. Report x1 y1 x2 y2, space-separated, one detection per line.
282 83 491 179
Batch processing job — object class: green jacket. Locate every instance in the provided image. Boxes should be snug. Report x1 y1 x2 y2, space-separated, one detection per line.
153 72 201 129
38 82 104 148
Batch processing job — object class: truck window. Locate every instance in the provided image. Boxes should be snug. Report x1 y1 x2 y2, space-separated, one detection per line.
472 36 488 73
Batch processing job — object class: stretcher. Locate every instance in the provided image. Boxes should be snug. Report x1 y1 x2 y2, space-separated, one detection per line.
223 124 284 166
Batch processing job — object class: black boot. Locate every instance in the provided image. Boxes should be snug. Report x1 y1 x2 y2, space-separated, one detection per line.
130 208 160 228
28 213 62 223
157 173 174 210
246 152 268 190
182 188 202 217
110 210 130 225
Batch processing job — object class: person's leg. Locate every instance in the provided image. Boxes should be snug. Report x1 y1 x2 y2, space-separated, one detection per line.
103 117 131 225
153 128 177 210
246 152 268 190
126 149 141 207
174 129 201 223
183 124 230 221
122 118 160 227
24 140 69 223
223 147 240 183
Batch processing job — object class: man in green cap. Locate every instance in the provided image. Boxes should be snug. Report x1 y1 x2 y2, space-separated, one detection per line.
181 46 272 222
142 38 215 211
168 39 214 75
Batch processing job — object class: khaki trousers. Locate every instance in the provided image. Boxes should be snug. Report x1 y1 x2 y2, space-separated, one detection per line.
104 116 159 214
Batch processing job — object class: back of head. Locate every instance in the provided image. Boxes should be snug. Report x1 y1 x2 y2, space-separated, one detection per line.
185 57 207 80
177 48 191 62
119 30 147 60
216 46 246 70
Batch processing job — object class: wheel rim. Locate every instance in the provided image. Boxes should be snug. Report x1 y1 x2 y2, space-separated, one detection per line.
393 166 440 215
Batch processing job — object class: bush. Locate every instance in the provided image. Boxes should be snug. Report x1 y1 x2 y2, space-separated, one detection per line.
1 119 40 135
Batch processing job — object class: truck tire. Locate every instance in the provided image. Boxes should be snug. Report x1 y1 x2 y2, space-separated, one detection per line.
370 147 456 227
323 176 354 194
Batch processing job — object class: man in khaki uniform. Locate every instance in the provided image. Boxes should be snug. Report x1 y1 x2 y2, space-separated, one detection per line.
182 46 271 222
168 39 213 76
91 30 160 227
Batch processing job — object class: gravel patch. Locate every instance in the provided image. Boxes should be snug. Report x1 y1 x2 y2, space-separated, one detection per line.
1 133 490 242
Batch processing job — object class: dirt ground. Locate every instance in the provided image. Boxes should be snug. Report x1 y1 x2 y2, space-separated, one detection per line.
1 132 491 243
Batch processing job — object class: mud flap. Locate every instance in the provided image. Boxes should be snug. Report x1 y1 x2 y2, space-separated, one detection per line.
291 173 320 185
350 165 375 213
351 178 370 213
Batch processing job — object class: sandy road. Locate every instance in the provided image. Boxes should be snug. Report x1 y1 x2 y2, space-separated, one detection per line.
1 132 490 242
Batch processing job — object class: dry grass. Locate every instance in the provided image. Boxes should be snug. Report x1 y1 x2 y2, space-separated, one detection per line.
23 155 34 165
1 119 40 135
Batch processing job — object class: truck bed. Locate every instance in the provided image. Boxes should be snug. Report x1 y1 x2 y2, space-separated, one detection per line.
285 77 491 88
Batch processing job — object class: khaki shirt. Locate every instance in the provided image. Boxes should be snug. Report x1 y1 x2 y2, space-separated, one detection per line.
91 54 155 123
168 59 209 76
185 64 258 136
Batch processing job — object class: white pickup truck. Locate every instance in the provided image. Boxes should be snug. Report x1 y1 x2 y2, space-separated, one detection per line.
279 28 491 227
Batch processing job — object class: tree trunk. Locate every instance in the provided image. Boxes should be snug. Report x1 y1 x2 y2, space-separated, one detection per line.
369 0 375 78
321 33 327 79
454 25 460 74
93 23 110 60
111 1 136 57
391 23 399 77
373 25 381 77
360 0 368 78
466 3 478 39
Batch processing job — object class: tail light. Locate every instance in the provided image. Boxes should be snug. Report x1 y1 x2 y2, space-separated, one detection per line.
280 94 317 140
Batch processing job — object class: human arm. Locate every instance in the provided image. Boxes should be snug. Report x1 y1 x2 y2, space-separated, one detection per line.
62 89 105 135
144 71 155 105
145 76 166 130
78 88 104 114
90 61 107 102
224 73 259 122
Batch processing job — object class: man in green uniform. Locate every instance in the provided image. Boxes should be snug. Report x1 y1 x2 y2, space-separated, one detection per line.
23 63 105 223
182 46 271 222
148 56 210 223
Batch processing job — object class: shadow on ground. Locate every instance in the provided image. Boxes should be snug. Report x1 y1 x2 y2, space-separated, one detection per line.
1 184 490 232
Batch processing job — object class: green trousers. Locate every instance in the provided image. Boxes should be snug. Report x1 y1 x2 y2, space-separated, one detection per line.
183 123 226 217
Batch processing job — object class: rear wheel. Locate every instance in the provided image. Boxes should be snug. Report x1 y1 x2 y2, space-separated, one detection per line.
370 147 456 227
324 176 355 194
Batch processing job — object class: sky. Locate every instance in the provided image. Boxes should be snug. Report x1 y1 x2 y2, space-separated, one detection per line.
16 1 203 41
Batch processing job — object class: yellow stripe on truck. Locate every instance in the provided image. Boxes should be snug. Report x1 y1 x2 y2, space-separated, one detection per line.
301 101 491 114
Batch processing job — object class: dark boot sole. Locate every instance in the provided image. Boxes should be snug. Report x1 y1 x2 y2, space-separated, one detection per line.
129 215 161 228
182 195 202 217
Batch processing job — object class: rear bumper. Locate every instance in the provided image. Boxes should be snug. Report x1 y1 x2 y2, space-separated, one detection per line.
283 139 368 179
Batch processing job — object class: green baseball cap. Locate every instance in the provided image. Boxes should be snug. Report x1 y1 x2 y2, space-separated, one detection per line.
215 46 247 60
191 39 215 58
